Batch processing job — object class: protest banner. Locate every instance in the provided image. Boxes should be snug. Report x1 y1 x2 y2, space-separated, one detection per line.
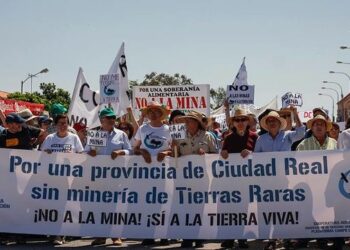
282 92 303 108
87 130 108 147
68 68 101 128
226 85 255 105
100 74 119 104
169 123 186 140
132 84 210 116
0 148 350 239
0 99 44 115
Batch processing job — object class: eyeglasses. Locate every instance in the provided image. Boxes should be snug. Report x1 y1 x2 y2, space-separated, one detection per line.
233 118 248 123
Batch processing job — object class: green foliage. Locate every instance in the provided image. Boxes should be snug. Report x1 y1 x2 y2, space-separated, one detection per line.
133 72 193 86
7 83 71 111
210 86 226 110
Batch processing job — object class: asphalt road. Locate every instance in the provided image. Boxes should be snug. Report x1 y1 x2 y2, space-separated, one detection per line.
1 238 349 249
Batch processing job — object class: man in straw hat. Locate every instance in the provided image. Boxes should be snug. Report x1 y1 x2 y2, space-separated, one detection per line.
294 115 338 249
134 101 172 165
254 107 304 152
133 101 172 246
297 115 336 151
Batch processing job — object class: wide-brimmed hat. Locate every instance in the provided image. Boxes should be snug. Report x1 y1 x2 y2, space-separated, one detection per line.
6 113 26 124
260 111 287 131
230 107 249 119
176 110 206 129
141 101 171 120
17 108 38 122
312 107 329 119
307 114 332 131
99 107 116 118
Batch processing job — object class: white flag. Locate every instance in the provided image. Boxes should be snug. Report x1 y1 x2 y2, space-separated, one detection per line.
232 57 248 86
107 42 131 116
68 68 101 128
247 96 278 117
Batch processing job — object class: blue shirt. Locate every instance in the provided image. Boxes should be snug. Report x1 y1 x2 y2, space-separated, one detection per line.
85 128 131 155
254 126 305 152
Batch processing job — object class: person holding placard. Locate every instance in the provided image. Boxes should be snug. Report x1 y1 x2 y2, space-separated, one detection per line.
85 107 131 246
175 110 218 248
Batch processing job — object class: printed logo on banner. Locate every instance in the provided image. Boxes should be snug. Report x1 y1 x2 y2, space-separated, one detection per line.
0 198 10 209
339 170 350 199
169 124 186 140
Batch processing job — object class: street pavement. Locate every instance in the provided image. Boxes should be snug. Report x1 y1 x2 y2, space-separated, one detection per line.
1 238 350 249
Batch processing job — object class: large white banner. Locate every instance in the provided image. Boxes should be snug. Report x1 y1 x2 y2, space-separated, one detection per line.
1 148 350 239
132 84 210 116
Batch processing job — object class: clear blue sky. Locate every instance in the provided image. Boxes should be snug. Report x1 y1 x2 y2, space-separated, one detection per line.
1 0 349 114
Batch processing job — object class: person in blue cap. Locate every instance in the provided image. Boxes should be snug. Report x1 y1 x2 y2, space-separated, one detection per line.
0 112 45 150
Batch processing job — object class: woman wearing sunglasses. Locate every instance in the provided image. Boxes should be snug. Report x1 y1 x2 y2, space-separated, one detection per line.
220 108 258 249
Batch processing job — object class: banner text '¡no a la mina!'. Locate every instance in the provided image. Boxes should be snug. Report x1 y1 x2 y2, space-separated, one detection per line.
132 85 210 115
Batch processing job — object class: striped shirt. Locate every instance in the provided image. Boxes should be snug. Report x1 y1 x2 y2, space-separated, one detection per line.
296 135 337 151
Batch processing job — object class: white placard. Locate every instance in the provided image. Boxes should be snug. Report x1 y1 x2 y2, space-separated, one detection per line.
100 74 120 104
226 85 255 105
87 130 108 147
169 123 186 140
282 92 303 108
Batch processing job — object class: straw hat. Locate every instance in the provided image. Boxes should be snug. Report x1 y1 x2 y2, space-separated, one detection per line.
141 101 171 120
17 108 38 122
230 107 249 119
306 114 332 131
260 111 287 131
176 110 206 130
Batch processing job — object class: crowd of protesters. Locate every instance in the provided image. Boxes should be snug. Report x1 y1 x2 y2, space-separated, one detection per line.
0 100 350 250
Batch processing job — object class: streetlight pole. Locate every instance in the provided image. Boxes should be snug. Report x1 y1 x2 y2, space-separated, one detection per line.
336 61 350 65
20 68 49 94
321 87 339 103
322 81 344 99
318 93 335 122
329 71 350 82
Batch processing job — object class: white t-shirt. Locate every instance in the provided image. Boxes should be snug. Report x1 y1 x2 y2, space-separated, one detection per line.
135 124 171 156
41 132 84 153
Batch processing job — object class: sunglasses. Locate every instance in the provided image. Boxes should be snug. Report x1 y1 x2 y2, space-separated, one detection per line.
119 126 128 130
233 118 248 123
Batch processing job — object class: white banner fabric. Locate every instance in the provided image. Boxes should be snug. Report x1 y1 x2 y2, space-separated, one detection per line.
1 149 350 239
67 68 101 128
132 84 210 116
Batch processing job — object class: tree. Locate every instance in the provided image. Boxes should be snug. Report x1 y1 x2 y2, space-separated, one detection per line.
133 72 193 86
7 83 71 111
210 87 226 110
